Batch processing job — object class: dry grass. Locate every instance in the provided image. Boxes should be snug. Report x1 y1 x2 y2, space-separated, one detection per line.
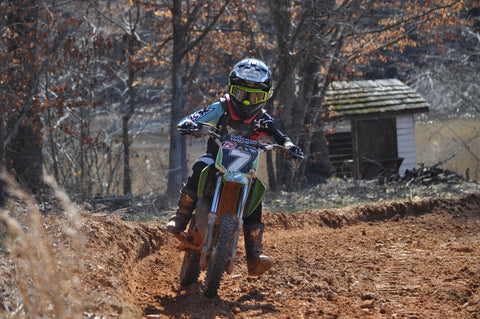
0 174 86 319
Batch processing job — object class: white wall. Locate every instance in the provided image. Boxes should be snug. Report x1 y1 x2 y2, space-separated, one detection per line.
396 114 416 173
415 118 480 181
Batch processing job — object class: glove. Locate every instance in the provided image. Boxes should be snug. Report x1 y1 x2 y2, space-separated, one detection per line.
287 144 303 157
177 119 198 135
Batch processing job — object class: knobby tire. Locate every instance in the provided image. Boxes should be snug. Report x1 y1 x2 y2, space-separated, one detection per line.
203 214 235 298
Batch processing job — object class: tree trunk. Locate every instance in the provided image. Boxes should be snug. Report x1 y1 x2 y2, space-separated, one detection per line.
269 0 300 190
123 63 136 196
0 92 5 208
165 0 232 199
4 0 44 196
298 33 344 184
6 118 44 195
167 0 188 199
122 115 132 196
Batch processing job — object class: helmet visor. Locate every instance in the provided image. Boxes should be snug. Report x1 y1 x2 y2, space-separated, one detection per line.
229 85 268 106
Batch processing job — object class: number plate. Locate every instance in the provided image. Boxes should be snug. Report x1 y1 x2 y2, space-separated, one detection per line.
216 142 259 174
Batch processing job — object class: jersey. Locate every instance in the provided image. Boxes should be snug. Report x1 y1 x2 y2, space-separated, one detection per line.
178 95 293 155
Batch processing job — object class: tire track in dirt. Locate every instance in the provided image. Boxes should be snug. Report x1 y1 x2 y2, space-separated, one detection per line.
374 245 423 318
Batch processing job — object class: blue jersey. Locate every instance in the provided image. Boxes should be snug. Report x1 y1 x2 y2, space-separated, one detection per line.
178 101 224 127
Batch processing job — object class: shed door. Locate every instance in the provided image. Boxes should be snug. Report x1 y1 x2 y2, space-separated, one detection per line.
352 118 398 178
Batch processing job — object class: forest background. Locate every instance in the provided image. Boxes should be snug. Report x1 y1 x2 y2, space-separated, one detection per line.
1 0 479 210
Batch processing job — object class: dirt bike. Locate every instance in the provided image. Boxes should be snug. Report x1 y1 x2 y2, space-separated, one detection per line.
175 122 303 298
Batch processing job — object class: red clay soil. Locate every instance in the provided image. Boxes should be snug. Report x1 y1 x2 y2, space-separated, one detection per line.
79 193 480 318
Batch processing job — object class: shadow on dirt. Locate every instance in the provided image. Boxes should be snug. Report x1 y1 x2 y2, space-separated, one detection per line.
145 283 277 318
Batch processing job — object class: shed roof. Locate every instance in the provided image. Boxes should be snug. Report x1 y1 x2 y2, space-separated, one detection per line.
325 79 429 120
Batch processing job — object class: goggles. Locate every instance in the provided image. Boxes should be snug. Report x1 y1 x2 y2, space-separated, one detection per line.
229 85 269 106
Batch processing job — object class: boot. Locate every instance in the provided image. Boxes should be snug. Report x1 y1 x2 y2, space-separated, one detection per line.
243 222 272 276
165 187 197 235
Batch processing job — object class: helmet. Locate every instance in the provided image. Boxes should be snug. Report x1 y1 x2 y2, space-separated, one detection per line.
228 58 273 121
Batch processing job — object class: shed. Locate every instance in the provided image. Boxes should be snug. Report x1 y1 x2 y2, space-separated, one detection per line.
324 79 429 179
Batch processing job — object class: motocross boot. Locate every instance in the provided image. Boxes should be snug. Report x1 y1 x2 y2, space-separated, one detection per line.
165 187 197 235
244 222 272 276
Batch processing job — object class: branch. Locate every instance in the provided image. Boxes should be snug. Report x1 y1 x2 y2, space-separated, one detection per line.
3 26 73 149
345 22 418 62
346 0 464 37
181 0 233 58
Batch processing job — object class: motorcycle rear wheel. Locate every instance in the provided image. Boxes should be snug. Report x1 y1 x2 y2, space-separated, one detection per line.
202 214 235 298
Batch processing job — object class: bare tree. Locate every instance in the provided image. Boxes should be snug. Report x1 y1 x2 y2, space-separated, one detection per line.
409 5 480 118
166 0 233 198
265 0 477 187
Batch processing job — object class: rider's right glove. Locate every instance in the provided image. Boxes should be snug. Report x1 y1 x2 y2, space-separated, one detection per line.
284 142 303 158
288 144 303 157
177 119 198 135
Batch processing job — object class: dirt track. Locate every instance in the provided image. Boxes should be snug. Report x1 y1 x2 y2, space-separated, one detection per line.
78 194 480 318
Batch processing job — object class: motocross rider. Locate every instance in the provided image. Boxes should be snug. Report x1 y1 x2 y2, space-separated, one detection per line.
165 58 303 276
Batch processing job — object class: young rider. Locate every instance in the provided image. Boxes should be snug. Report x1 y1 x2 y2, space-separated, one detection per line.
165 58 303 276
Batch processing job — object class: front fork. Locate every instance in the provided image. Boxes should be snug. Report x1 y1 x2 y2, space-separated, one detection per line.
199 175 251 272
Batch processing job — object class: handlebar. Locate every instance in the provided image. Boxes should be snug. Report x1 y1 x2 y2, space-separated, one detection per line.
178 122 304 160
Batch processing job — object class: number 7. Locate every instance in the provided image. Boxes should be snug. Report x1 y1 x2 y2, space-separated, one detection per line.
228 149 252 171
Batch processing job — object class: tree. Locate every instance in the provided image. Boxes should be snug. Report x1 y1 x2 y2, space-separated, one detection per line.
91 0 152 196
1 1 112 204
266 0 337 189
41 0 166 200
265 0 479 186
1 0 47 203
2 0 477 206
166 0 233 198
266 0 302 190
407 3 480 118
38 1 114 200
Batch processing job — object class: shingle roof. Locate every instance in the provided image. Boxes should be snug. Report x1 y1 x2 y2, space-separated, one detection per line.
325 79 429 120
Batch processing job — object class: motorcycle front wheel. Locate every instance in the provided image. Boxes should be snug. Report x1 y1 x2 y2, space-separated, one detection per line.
202 214 235 298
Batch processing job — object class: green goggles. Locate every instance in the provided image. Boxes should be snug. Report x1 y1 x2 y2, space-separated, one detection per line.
229 85 269 106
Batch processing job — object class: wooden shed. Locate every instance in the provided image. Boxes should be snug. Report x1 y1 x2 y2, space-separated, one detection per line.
324 79 429 179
